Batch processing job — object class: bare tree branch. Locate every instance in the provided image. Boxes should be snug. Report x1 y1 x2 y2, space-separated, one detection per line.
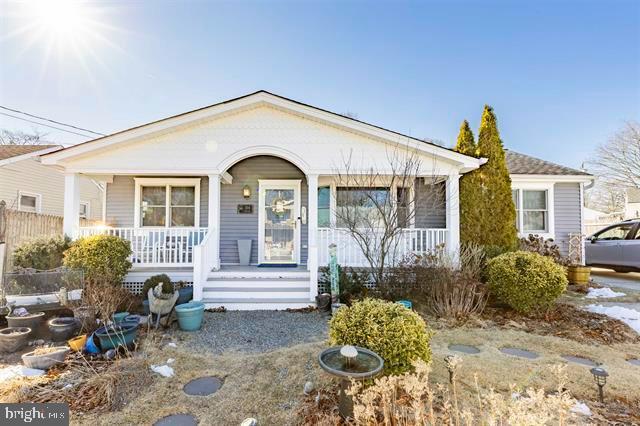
588 121 640 189
0 129 48 145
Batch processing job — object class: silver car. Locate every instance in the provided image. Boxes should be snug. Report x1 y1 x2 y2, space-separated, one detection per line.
585 219 640 272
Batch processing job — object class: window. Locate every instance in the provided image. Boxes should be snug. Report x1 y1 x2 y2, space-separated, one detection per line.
522 190 548 232
594 223 635 241
336 187 390 228
135 178 200 227
318 186 330 227
512 188 548 233
18 192 40 213
79 202 90 219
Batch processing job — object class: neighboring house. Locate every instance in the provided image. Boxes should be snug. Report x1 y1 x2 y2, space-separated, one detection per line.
505 150 593 255
625 187 640 219
40 91 589 309
0 144 103 220
583 207 624 236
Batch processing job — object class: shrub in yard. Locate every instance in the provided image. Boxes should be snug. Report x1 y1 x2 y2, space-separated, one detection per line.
329 298 433 375
486 251 567 314
141 274 173 299
12 236 71 270
63 235 132 285
319 265 370 305
519 234 568 265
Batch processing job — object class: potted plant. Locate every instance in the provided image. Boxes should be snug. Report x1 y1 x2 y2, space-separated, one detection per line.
94 322 138 350
567 262 591 286
175 301 205 331
0 327 31 353
147 282 179 328
141 274 173 314
175 281 193 305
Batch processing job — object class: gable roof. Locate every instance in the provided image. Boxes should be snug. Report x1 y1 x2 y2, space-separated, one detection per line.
0 144 61 166
41 90 482 171
505 150 591 176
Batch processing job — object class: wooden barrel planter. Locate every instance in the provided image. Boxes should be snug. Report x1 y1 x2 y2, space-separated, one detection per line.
567 265 591 286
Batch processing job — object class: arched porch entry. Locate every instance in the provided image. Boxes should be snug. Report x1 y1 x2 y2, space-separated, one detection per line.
219 155 309 266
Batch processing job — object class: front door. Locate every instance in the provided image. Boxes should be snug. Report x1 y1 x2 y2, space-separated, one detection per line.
258 180 301 265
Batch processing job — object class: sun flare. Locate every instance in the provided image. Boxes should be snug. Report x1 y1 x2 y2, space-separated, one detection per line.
27 0 93 42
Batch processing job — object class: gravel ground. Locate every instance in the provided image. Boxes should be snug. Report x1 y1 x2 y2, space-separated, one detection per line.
175 310 329 354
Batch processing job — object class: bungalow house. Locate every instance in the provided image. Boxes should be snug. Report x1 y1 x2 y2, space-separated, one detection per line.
41 91 591 309
0 144 103 220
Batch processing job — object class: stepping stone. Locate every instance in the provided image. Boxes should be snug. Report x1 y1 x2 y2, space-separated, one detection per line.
448 344 480 354
183 376 223 396
154 414 198 426
499 347 539 359
628 359 640 367
561 355 599 367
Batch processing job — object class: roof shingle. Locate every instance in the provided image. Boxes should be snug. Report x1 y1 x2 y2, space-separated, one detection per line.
505 150 591 176
0 145 60 161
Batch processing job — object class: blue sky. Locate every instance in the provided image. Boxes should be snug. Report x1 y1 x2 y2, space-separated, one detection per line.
1 0 638 169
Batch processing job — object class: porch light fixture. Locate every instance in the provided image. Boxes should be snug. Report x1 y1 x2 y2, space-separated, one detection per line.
242 185 251 199
590 367 608 403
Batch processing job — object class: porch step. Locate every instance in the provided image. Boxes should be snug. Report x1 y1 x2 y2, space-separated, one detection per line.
203 268 313 310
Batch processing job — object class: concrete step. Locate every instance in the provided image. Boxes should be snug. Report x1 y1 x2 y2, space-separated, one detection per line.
203 286 309 293
208 270 310 279
205 278 310 288
203 290 310 299
203 301 315 311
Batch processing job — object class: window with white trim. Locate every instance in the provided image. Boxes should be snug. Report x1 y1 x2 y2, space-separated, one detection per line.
513 189 548 233
79 202 90 219
336 187 390 228
135 178 200 227
18 192 41 213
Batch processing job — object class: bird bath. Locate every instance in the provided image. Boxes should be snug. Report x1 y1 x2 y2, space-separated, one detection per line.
318 345 384 418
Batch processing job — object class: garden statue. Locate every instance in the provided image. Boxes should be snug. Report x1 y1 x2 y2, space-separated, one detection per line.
148 283 179 329
328 244 340 312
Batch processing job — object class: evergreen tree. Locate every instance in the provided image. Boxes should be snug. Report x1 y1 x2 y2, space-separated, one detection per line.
454 120 483 244
475 105 517 250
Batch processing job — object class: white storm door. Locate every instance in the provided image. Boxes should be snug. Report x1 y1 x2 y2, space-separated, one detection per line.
258 180 301 265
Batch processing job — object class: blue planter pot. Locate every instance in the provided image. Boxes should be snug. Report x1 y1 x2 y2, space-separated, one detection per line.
176 287 194 305
95 323 138 350
142 300 150 315
112 312 130 323
175 301 205 331
396 300 413 310
121 314 142 329
84 333 101 354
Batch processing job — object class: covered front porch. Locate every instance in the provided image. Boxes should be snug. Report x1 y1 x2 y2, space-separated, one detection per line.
68 154 458 309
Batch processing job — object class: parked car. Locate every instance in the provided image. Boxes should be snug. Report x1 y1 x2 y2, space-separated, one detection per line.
585 219 640 272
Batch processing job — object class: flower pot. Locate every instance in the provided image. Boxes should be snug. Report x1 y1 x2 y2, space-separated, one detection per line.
73 306 97 332
0 327 31 353
121 314 142 329
396 300 413 309
175 301 205 331
47 317 80 342
84 333 101 354
112 311 130 323
22 346 69 370
142 300 150 315
567 265 591 286
68 334 87 352
176 287 194 305
237 239 252 266
94 323 138 350
7 312 46 339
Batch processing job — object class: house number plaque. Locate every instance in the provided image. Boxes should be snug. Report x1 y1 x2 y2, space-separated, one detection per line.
237 204 253 214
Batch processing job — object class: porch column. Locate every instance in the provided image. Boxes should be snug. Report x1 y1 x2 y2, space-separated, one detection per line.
307 173 319 302
445 173 460 260
63 173 80 239
208 174 221 270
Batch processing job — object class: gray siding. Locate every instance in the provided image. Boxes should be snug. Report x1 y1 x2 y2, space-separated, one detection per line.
220 156 308 265
554 182 582 254
415 179 446 228
105 176 209 227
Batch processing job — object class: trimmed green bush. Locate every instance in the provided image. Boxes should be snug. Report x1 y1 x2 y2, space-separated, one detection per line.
329 298 433 375
142 274 173 299
63 235 132 285
12 236 71 270
486 251 567 314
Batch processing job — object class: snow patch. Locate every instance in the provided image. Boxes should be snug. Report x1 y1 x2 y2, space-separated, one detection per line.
571 402 592 417
586 287 626 299
585 304 640 334
0 365 45 381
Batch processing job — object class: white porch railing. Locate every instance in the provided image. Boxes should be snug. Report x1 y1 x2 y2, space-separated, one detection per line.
192 228 217 301
78 227 208 266
317 228 448 267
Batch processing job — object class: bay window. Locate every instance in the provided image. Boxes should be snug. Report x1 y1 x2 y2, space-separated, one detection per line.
135 178 200 227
